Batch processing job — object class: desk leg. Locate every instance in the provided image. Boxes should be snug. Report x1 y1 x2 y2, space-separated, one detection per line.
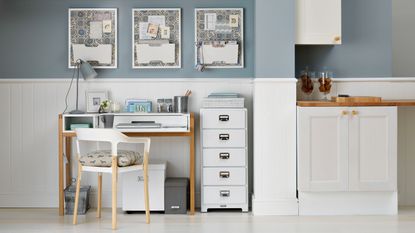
65 137 72 187
58 133 64 216
190 133 195 214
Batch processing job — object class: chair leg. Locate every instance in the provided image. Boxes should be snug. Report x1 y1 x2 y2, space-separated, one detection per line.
97 173 102 218
143 152 150 224
111 157 118 230
73 163 82 225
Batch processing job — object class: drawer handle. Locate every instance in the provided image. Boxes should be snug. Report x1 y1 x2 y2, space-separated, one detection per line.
219 134 230 141
219 115 230 122
219 152 230 160
170 206 180 209
220 190 230 197
219 171 230 178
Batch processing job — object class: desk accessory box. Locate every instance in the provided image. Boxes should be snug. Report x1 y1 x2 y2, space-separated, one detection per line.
125 99 153 113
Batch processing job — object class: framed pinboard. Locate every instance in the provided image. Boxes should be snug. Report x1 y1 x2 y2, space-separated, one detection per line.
132 8 181 69
68 8 117 69
195 8 244 69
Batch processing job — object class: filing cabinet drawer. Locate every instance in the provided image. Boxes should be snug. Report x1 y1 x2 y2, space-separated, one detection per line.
202 129 246 148
203 149 246 167
203 186 247 204
203 167 246 186
202 109 246 129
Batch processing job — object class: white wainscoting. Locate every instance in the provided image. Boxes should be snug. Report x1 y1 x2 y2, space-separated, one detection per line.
0 78 253 208
3 77 415 211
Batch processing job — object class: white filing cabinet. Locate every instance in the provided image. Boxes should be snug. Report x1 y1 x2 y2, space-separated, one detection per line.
200 108 248 212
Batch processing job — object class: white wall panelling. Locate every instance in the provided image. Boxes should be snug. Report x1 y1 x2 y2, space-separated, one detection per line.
3 77 415 210
0 78 253 208
252 78 299 215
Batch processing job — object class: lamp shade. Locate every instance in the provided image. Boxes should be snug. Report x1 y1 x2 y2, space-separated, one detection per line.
79 60 98 80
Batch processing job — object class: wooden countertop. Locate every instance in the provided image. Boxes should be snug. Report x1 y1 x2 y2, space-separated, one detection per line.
297 100 415 107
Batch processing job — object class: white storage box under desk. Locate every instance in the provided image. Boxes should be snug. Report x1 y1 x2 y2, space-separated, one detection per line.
122 162 166 211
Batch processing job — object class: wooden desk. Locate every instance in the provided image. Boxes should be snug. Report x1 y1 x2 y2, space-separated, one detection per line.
58 113 196 215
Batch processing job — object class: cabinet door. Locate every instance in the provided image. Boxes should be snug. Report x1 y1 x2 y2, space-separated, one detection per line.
297 107 349 191
296 0 342 45
348 107 397 191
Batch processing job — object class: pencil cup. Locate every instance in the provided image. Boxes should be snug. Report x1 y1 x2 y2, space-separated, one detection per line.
174 96 189 113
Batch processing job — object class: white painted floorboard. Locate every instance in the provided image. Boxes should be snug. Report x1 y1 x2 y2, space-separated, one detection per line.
1 208 415 233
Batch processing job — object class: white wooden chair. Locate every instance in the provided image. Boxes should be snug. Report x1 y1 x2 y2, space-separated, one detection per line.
72 128 151 229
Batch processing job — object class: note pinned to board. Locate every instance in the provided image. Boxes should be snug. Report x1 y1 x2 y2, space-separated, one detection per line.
89 21 103 39
139 22 151 40
148 15 166 27
102 20 112 33
204 13 216 30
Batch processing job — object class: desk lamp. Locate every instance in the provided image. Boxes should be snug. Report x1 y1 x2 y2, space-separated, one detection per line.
70 59 98 114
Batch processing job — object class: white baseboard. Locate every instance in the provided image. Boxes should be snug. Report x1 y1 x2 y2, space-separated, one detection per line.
252 195 299 215
299 192 398 215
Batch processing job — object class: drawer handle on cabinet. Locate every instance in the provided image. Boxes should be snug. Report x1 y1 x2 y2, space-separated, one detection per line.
219 134 230 141
219 152 230 160
219 115 230 122
352 110 359 116
219 171 230 178
220 190 230 197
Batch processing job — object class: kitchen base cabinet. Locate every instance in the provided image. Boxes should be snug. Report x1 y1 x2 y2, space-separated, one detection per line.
200 108 248 213
297 106 397 215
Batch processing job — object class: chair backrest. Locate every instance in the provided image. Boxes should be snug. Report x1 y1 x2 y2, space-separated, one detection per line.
75 128 147 156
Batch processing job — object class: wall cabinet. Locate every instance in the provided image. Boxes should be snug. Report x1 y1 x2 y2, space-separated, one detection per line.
297 107 397 192
296 0 342 45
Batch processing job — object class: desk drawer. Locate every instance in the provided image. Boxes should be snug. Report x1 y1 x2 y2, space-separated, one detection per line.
202 130 246 148
203 167 246 186
203 149 246 167
202 109 246 129
203 186 247 204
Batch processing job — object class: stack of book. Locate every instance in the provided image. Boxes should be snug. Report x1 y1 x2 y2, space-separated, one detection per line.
202 92 245 108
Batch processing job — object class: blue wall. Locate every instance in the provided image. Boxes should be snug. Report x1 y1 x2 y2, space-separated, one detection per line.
296 0 392 78
255 0 295 78
0 0 254 79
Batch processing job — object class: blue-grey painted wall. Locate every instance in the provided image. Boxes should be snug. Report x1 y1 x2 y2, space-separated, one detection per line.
255 0 295 78
296 0 392 78
0 0 254 79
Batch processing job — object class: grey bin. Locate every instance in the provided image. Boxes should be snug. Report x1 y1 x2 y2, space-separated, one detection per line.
165 178 188 214
64 185 91 215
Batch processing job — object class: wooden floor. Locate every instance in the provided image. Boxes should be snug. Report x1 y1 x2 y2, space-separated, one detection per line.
1 208 415 233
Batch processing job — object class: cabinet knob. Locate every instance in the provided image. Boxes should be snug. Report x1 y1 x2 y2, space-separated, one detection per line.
334 36 341 42
352 110 359 116
341 110 349 116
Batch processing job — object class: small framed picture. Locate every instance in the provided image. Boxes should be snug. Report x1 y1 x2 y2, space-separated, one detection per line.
86 90 109 113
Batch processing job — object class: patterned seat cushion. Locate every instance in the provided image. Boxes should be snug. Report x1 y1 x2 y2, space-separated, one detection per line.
79 150 143 167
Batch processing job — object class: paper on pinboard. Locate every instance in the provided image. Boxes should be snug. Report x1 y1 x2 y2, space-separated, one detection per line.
139 22 152 40
102 20 112 33
148 15 166 27
89 21 103 39
160 26 170 39
204 13 216 30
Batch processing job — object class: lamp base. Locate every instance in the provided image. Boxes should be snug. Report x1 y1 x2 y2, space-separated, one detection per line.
69 109 85 114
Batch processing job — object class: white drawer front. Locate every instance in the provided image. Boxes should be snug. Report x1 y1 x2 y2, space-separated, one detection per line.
203 186 247 204
202 130 246 148
202 109 246 129
203 149 246 167
203 167 246 186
